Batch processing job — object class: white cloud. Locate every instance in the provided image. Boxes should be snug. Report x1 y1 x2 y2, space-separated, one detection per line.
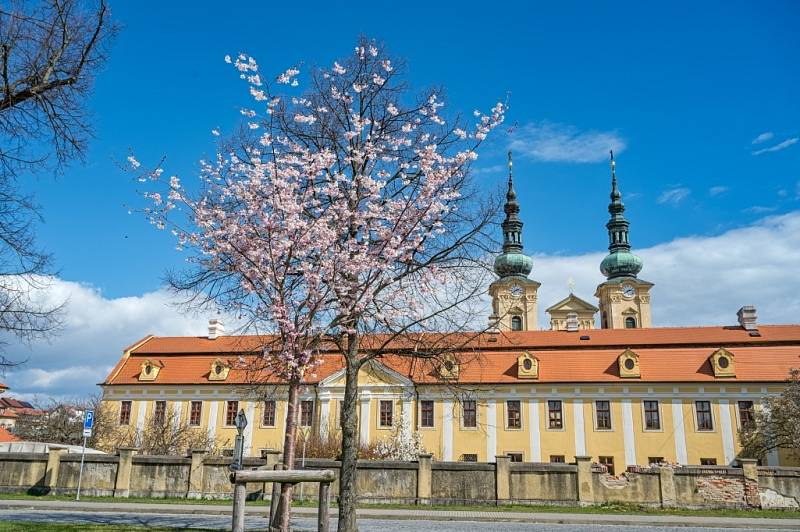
530 211 800 330
509 122 625 163
657 187 691 206
708 186 729 196
751 132 774 145
743 205 777 214
752 137 798 156
4 213 800 403
470 164 506 176
1 281 235 402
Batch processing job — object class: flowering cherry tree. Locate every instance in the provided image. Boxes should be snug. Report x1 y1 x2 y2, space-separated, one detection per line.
135 37 505 531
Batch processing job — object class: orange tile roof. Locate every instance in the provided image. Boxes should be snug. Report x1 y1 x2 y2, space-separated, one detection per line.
103 324 800 386
0 427 19 443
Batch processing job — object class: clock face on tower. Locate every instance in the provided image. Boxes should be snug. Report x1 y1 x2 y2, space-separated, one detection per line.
509 284 524 298
621 284 636 299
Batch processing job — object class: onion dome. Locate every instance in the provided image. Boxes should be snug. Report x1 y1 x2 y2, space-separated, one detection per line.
494 151 533 278
600 151 643 279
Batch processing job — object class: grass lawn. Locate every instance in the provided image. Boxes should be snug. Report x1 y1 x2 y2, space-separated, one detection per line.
0 522 215 532
1 493 799 520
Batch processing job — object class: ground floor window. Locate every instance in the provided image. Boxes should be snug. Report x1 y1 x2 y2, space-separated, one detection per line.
300 400 314 427
225 400 239 426
599 456 615 476
700 458 718 466
420 400 434 428
154 400 166 423
189 401 202 426
119 400 131 425
550 455 565 463
379 400 393 427
262 400 276 427
648 456 665 465
737 400 755 428
507 452 523 463
461 453 478 462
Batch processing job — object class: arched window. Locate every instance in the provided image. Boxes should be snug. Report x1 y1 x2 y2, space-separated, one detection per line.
511 316 523 331
625 317 637 329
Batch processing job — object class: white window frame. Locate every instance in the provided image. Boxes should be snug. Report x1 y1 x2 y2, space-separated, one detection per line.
460 398 479 430
377 399 394 429
418 400 435 430
545 399 565 431
693 400 715 432
641 399 663 432
592 400 613 432
261 400 277 428
505 400 523 431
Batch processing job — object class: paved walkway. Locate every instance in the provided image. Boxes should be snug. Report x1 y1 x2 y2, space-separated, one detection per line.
0 499 799 530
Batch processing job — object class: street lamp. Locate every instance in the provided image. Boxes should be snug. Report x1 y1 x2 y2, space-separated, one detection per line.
230 409 248 472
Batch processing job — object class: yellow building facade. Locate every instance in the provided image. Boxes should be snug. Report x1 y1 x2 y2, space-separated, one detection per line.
100 154 800 469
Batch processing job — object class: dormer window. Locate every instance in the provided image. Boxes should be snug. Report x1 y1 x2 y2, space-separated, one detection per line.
138 360 161 381
618 349 640 378
511 316 522 331
208 358 231 381
709 348 735 378
438 355 459 380
517 352 539 379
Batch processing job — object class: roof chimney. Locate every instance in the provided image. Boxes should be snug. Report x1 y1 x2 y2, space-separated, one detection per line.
737 306 757 331
565 312 580 332
208 318 225 340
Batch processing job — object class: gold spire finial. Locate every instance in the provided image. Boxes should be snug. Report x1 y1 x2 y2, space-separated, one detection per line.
568 276 575 294
507 150 513 177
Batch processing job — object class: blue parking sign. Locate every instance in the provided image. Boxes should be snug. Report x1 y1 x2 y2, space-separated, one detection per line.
84 410 94 430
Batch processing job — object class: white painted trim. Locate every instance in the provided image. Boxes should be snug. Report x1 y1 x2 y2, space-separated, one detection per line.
402 399 413 438
317 359 415 389
528 399 541 462
442 399 453 461
359 398 370 446
671 400 688 465
319 399 330 439
718 400 735 465
172 400 183 430
135 400 147 438
207 401 219 443
244 402 255 456
573 399 586 456
486 400 497 463
622 399 636 466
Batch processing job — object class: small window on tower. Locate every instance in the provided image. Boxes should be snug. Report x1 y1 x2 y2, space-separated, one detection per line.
625 317 637 329
511 316 522 331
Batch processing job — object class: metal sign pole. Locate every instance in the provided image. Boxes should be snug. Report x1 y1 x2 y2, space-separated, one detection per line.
76 409 94 501
76 434 87 501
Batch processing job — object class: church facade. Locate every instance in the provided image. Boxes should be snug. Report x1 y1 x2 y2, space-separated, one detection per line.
100 154 800 469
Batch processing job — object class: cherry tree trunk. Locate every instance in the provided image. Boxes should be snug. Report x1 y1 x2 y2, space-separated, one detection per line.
273 381 300 531
337 347 361 532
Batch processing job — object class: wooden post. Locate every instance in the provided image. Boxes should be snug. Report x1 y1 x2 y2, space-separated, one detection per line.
268 463 285 529
318 481 331 532
232 480 247 532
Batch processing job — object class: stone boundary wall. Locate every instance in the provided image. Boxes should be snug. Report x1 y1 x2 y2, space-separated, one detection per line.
0 449 798 509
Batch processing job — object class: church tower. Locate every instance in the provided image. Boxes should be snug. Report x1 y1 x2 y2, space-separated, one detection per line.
595 152 653 329
489 152 541 331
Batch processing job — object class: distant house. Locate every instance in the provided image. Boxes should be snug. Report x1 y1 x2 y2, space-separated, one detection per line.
0 384 44 430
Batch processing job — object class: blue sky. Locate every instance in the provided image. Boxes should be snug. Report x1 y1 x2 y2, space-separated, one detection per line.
6 0 800 399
